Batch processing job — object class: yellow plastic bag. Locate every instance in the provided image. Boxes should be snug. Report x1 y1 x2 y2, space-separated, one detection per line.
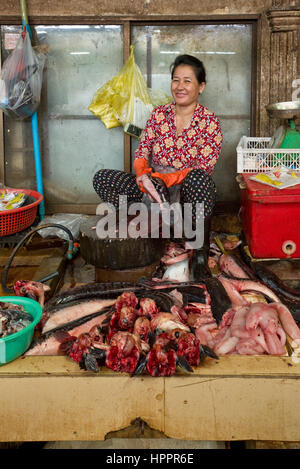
89 45 172 134
148 88 172 108
89 45 153 134
88 78 121 129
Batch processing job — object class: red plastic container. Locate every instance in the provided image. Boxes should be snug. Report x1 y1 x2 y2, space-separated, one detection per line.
0 188 43 237
240 174 300 259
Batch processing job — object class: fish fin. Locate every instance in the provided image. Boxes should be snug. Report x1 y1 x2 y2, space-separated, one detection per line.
58 338 77 355
81 352 99 373
53 331 77 355
176 355 194 373
200 344 219 361
88 347 107 365
131 355 148 377
148 331 157 348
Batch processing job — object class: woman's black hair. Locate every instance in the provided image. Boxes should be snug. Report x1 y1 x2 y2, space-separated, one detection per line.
170 54 206 84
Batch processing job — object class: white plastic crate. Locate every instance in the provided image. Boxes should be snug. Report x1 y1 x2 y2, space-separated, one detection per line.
237 136 300 173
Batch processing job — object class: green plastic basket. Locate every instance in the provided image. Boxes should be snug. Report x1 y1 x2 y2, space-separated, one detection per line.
0 296 42 365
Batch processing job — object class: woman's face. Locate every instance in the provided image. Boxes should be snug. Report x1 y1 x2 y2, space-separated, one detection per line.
171 64 205 108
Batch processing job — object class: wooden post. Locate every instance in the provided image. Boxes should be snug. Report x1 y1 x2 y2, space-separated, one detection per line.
0 34 4 185
123 21 131 173
266 6 300 133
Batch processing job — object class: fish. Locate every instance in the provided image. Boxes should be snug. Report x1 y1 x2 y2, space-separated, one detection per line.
218 254 256 280
204 277 232 324
25 308 113 356
142 175 170 206
136 290 180 313
0 302 33 338
42 298 116 334
270 302 300 345
137 278 210 302
218 275 281 305
14 280 51 307
162 258 191 282
251 263 300 303
218 276 249 307
134 332 190 377
150 312 191 335
105 331 141 373
44 281 143 308
211 302 290 356
165 285 209 305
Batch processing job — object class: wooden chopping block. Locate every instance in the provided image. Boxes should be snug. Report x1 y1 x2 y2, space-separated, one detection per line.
95 261 160 283
80 215 166 270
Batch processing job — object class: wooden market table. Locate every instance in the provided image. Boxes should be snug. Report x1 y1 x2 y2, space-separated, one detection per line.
1 354 300 443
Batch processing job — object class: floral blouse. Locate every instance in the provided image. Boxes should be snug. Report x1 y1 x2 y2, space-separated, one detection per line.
134 102 223 176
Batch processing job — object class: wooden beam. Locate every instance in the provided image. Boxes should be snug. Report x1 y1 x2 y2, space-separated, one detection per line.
46 203 98 215
0 34 4 185
1 355 300 442
123 21 131 173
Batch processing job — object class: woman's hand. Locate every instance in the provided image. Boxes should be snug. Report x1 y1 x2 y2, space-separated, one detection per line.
136 174 162 204
151 168 191 187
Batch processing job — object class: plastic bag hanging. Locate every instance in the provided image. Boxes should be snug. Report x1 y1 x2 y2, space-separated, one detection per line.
0 27 46 120
147 88 172 108
89 45 153 137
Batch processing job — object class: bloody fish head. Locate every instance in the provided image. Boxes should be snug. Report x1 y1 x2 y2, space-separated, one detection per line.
176 332 201 366
118 306 137 330
115 291 138 313
146 344 177 377
145 333 177 377
69 333 92 364
106 331 140 373
133 317 151 342
109 331 136 356
13 280 50 307
105 345 140 374
138 298 159 318
88 325 105 344
166 328 186 344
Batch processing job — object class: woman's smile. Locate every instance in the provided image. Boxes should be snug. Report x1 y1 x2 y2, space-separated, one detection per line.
171 64 205 107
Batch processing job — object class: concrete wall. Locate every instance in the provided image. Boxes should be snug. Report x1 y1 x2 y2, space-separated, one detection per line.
1 1 273 19
2 1 298 136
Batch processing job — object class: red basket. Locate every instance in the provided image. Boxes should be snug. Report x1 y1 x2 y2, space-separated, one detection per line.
0 188 43 237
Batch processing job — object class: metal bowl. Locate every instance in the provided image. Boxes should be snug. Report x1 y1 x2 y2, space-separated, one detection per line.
266 101 300 120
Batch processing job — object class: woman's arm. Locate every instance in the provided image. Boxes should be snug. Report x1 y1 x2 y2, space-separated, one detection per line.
133 109 158 193
193 115 223 176
133 108 157 167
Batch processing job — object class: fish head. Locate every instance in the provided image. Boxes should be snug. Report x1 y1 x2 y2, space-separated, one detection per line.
13 280 50 306
133 317 150 340
149 176 170 204
110 331 136 357
119 306 137 330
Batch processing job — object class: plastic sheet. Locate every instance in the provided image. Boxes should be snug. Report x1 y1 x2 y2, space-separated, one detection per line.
37 213 89 241
0 28 46 120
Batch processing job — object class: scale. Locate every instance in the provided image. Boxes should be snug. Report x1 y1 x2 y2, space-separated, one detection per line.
266 101 300 149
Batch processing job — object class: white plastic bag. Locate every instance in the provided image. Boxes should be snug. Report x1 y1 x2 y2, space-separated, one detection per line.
0 28 46 119
37 214 90 241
